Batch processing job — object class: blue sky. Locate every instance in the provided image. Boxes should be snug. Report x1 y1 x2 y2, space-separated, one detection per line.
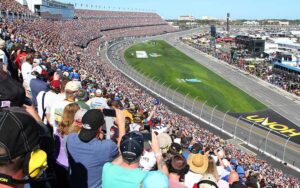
61 0 300 20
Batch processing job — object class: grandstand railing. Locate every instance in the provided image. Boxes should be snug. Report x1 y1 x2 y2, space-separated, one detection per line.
0 10 35 20
105 39 300 173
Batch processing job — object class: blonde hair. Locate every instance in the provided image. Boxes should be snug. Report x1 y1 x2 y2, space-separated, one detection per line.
59 103 80 136
205 156 219 181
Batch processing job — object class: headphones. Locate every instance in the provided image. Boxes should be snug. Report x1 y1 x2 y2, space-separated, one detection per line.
167 155 189 175
0 149 48 186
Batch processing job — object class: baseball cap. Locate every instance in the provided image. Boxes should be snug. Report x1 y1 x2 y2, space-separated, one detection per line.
72 72 80 80
31 65 47 76
157 133 172 154
245 176 258 188
95 89 102 95
90 98 108 109
120 131 144 163
169 142 183 155
79 109 105 142
65 81 81 92
50 80 60 91
0 108 40 162
190 143 203 154
0 78 31 107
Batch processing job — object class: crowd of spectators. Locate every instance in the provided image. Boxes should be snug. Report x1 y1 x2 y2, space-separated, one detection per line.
0 0 32 14
75 10 163 19
0 3 299 188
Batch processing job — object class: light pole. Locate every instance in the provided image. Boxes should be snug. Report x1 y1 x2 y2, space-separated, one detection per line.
172 87 179 103
221 110 229 132
159 81 167 96
283 137 291 162
191 96 199 113
248 122 256 144
234 116 242 138
264 129 272 153
182 93 190 109
199 100 207 119
210 105 218 125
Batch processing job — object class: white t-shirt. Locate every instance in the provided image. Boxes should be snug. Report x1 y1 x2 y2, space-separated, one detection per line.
184 171 203 188
47 99 71 133
129 123 141 132
139 151 156 171
37 91 65 124
21 62 33 87
0 49 7 71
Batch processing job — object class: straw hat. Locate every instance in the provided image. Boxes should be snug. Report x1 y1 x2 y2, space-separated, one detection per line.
187 153 209 174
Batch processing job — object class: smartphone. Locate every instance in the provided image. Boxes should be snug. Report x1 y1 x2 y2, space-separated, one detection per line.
102 109 116 117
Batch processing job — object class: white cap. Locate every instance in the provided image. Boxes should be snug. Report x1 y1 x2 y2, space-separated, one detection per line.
95 89 102 95
65 81 81 92
31 65 46 75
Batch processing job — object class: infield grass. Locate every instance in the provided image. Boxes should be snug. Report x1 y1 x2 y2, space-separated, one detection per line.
124 40 267 112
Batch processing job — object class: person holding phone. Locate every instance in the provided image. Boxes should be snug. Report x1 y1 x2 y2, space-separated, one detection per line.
66 109 125 188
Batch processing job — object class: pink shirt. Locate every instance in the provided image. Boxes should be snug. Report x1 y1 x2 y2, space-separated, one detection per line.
169 179 188 188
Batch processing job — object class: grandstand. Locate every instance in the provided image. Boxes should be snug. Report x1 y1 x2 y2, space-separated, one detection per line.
0 1 299 188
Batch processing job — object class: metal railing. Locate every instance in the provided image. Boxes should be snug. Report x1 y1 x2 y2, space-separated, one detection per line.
105 39 300 172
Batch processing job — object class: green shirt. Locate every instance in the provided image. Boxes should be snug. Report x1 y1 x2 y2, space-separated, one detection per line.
76 101 90 110
102 162 148 188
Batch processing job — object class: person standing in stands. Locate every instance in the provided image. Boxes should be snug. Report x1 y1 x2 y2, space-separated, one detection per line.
47 80 80 133
168 155 189 188
21 53 34 91
102 131 169 188
0 39 8 74
0 108 48 188
66 109 125 188
30 65 49 109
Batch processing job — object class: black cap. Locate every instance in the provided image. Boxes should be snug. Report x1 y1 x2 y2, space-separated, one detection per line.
0 78 31 107
191 143 203 154
120 131 144 163
245 176 258 188
0 108 40 162
169 143 183 155
79 109 105 142
230 182 247 188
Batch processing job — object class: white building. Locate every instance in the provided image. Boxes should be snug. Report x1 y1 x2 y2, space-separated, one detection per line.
201 16 215 20
290 31 300 36
278 21 289 26
178 15 195 21
243 21 260 26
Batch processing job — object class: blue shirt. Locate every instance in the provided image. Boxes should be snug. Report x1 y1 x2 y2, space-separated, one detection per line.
30 78 48 108
66 133 118 188
102 163 148 188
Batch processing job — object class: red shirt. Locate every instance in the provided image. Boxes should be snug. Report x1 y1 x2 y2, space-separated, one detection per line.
15 52 27 70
